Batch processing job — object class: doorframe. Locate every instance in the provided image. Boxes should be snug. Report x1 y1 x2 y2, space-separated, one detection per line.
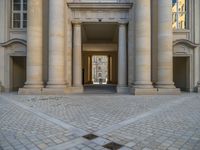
173 54 193 92
5 52 26 92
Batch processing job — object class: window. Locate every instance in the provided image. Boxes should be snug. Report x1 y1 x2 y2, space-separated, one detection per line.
12 0 27 29
172 0 187 29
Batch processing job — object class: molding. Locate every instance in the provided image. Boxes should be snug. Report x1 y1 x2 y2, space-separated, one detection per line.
173 39 200 48
67 3 133 9
173 29 190 33
0 38 27 47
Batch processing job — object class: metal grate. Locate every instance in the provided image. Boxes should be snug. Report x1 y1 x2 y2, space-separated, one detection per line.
103 142 123 150
82 134 98 140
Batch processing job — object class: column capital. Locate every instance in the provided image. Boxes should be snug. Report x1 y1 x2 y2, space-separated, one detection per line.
72 20 82 25
118 21 128 26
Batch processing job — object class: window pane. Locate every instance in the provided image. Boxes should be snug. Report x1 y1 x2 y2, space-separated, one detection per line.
13 3 21 10
23 21 27 28
13 21 20 28
23 0 27 10
172 0 177 6
172 0 187 29
13 13 21 20
23 13 27 20
13 0 21 10
23 13 27 28
179 12 186 29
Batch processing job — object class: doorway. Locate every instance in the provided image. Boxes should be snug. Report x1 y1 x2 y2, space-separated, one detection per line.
11 56 26 91
81 23 118 93
173 57 190 91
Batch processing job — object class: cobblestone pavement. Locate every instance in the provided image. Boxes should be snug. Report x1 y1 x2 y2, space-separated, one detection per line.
0 93 200 150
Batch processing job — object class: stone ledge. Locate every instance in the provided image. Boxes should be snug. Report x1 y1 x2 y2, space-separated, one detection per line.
65 87 84 94
67 2 133 10
157 88 181 95
131 88 157 95
18 88 43 95
42 88 67 95
116 86 129 94
19 87 84 95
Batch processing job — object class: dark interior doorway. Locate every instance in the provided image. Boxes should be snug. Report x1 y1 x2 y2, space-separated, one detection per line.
12 56 26 91
173 57 190 91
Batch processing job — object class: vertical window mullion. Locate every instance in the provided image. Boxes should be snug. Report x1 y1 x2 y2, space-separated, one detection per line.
20 0 23 29
12 0 14 28
177 0 179 29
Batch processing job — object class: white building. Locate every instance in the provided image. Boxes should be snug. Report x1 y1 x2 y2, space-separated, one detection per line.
0 0 200 95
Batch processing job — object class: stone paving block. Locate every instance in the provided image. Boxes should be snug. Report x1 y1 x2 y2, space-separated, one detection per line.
0 94 200 150
92 137 110 146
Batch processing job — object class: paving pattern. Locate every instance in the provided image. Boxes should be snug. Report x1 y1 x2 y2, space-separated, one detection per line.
0 93 200 150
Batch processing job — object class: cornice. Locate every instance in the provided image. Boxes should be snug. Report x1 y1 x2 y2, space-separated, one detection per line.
0 38 27 47
173 39 200 48
67 3 133 9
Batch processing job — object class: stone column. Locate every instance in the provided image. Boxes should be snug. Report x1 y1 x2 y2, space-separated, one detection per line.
117 22 128 93
46 0 66 90
72 21 83 91
156 0 180 94
19 0 43 94
132 0 156 95
195 0 200 92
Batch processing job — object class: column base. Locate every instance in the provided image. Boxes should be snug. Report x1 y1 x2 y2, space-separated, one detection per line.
156 83 181 95
42 88 66 95
196 87 200 93
65 86 84 94
46 85 66 89
195 86 200 93
18 88 43 95
157 88 181 95
0 83 2 93
116 86 129 94
43 86 84 95
131 87 157 95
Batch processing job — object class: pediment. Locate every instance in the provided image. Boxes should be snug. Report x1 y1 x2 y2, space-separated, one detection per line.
173 39 200 49
0 38 27 48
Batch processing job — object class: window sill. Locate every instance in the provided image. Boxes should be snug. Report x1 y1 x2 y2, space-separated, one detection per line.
173 29 190 33
9 28 27 32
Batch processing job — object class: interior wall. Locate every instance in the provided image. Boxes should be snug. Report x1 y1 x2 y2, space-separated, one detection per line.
12 57 26 91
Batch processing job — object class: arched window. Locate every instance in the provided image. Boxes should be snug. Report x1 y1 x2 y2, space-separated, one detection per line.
12 0 27 29
172 0 187 29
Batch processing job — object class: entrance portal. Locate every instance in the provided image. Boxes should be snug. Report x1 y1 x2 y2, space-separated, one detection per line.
81 23 118 93
173 57 190 91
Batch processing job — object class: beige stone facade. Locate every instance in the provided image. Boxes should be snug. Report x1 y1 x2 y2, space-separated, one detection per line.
0 0 199 95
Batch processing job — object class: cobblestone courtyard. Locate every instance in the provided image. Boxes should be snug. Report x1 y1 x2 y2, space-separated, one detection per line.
0 93 200 150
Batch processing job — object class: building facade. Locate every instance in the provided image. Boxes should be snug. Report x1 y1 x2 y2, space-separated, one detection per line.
0 0 199 95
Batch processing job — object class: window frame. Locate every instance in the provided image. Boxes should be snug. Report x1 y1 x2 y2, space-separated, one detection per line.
11 0 27 29
172 0 188 30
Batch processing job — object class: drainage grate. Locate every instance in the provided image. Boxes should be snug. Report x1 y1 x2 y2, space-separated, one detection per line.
103 142 123 150
82 134 98 140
